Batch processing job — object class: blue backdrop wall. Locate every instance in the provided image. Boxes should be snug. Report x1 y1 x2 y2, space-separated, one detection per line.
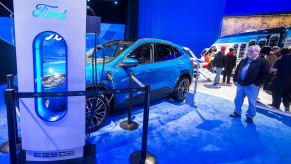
138 0 291 57
139 0 225 56
224 0 291 16
138 0 226 57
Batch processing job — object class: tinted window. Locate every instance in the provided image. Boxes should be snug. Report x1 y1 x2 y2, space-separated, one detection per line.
239 43 247 58
258 39 267 47
269 36 279 47
128 44 152 64
233 44 239 55
248 40 256 46
155 44 181 62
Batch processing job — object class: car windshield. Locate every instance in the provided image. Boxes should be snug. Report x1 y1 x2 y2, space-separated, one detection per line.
86 41 133 64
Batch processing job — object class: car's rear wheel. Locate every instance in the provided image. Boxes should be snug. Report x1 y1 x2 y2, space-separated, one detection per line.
172 77 190 102
86 95 109 133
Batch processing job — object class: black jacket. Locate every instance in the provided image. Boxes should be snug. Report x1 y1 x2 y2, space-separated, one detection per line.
224 53 237 70
270 55 291 93
213 51 225 68
233 57 270 86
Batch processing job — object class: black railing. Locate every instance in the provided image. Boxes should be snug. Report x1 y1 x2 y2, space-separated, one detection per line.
4 74 156 164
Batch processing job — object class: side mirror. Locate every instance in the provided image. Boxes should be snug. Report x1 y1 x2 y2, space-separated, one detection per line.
120 58 138 67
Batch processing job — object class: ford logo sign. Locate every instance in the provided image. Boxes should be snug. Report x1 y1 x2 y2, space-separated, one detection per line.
32 4 67 20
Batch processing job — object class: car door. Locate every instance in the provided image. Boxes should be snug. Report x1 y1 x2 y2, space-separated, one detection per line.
113 43 155 106
150 43 183 97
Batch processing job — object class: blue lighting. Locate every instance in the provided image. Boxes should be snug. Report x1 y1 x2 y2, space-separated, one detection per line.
33 31 68 122
35 39 45 117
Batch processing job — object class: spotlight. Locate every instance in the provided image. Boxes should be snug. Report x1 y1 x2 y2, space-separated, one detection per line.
114 1 118 5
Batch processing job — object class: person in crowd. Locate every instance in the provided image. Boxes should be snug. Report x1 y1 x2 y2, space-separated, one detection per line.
201 49 208 57
269 48 291 112
203 51 212 70
209 46 217 57
271 46 281 59
223 48 237 84
212 46 226 86
230 45 270 123
262 46 277 67
209 47 218 72
260 46 276 91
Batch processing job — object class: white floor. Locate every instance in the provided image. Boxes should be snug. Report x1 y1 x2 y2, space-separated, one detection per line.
191 73 291 117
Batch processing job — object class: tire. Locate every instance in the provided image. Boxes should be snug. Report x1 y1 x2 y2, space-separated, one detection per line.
172 77 190 102
86 95 109 132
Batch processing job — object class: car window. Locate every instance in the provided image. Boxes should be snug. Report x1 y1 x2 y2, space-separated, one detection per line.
127 44 152 64
269 35 279 47
239 43 247 58
258 38 267 47
183 47 195 58
86 41 133 64
248 40 256 46
155 44 181 62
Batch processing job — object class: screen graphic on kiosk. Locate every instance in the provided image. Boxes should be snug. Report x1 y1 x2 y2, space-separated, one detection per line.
33 31 68 122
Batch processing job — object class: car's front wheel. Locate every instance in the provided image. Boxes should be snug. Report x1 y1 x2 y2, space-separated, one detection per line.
172 77 190 102
86 95 109 133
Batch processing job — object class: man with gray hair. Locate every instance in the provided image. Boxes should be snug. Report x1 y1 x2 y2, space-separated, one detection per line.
230 45 270 123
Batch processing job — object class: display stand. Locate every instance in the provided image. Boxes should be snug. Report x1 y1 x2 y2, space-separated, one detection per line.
130 85 157 164
120 73 138 131
0 75 21 154
187 65 199 108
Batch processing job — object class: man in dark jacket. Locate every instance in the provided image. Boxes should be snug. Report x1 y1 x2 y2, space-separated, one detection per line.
270 48 291 111
230 45 270 123
223 48 237 84
213 46 226 86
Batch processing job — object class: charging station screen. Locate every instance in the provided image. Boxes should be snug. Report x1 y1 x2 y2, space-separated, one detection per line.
33 31 68 122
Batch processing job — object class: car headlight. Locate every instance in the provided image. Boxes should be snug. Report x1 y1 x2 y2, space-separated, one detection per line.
42 73 66 88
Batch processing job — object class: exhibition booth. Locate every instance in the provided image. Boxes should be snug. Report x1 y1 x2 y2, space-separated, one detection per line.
0 0 291 164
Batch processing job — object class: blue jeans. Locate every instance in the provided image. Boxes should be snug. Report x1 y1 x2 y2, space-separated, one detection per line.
234 84 260 118
214 67 223 84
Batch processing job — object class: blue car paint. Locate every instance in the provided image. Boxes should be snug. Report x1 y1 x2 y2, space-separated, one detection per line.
84 39 193 109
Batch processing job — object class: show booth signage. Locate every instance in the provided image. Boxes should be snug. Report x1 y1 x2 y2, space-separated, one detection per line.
13 0 86 161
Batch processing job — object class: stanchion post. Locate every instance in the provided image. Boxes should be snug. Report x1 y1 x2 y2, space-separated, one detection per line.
120 73 138 131
192 65 199 108
128 73 134 124
130 85 156 164
6 74 19 143
7 74 14 89
4 89 18 164
140 85 150 162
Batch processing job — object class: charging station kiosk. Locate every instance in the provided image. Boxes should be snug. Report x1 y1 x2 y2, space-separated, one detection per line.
13 0 86 161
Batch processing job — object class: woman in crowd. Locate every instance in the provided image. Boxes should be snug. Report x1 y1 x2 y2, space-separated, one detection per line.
262 46 277 67
270 48 291 111
271 46 281 59
260 46 275 91
203 51 212 69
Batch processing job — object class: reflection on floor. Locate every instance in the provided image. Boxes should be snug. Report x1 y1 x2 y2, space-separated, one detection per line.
0 84 291 163
194 75 291 115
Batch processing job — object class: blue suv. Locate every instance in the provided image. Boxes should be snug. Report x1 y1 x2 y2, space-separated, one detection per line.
85 39 194 130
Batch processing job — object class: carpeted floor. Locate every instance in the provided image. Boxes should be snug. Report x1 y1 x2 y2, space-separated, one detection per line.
0 84 291 163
